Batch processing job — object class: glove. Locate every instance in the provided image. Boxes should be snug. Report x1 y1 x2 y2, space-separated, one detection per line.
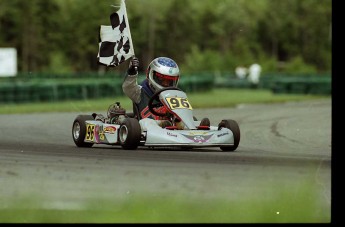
127 57 139 75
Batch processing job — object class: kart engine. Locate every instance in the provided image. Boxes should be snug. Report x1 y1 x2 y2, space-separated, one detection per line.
107 102 126 124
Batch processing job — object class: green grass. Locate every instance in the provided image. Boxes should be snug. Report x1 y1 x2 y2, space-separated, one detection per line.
0 181 330 223
0 89 330 114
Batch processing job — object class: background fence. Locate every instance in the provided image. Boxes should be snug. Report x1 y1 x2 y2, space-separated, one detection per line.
0 72 331 104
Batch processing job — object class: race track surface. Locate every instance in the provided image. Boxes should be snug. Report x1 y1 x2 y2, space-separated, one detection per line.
0 99 331 217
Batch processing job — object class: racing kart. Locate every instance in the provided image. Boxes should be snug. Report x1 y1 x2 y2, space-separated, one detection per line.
72 87 240 151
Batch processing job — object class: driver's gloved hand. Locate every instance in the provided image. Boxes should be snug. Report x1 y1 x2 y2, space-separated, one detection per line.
127 57 139 75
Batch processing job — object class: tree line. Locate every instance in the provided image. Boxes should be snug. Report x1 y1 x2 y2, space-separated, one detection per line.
0 0 332 75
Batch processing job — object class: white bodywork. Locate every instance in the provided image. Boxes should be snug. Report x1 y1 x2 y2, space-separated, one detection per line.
83 89 235 148
140 118 234 147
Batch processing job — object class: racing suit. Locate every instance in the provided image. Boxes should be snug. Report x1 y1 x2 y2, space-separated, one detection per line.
122 72 168 120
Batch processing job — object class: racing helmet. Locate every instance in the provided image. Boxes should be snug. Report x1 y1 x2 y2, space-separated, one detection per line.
146 57 180 92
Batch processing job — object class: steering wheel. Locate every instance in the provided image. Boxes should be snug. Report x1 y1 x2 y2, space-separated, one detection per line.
148 87 182 117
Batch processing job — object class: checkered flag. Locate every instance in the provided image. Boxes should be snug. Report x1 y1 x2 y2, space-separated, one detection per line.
97 0 135 67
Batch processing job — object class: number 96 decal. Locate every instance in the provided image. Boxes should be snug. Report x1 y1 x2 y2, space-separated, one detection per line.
165 97 193 110
86 124 95 141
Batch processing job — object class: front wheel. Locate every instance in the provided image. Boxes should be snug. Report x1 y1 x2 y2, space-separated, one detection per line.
218 119 240 151
72 115 94 147
119 118 142 150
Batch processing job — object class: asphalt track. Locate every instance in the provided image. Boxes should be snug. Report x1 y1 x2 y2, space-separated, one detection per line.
0 99 331 217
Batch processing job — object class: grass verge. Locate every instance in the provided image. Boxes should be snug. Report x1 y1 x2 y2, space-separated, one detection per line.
0 180 330 223
0 89 330 114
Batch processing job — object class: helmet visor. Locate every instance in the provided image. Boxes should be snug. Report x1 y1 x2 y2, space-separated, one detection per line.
153 71 179 88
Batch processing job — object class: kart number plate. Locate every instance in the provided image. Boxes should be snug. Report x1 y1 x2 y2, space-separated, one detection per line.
86 123 95 141
165 97 192 110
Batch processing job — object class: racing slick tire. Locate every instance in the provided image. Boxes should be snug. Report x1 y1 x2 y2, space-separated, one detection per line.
72 115 95 148
119 118 141 150
218 119 240 152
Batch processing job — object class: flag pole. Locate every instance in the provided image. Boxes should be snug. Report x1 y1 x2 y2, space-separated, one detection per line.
122 0 135 57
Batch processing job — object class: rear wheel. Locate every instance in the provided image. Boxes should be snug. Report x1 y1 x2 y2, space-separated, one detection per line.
218 119 240 151
119 118 141 150
72 115 94 147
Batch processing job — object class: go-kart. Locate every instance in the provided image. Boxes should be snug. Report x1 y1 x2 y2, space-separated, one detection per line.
72 87 240 151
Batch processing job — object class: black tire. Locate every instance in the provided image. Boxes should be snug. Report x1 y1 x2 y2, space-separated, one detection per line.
72 115 94 147
118 118 141 150
200 117 211 127
218 119 240 151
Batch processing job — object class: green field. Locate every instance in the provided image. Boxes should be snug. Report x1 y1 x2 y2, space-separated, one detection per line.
0 89 330 114
0 180 330 223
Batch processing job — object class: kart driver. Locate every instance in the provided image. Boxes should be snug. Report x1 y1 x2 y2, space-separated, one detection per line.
122 56 210 129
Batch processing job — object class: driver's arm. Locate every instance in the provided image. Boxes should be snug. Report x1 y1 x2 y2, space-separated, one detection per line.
122 57 141 104
122 73 142 104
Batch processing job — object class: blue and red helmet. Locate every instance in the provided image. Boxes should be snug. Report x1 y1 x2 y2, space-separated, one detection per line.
146 57 180 92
